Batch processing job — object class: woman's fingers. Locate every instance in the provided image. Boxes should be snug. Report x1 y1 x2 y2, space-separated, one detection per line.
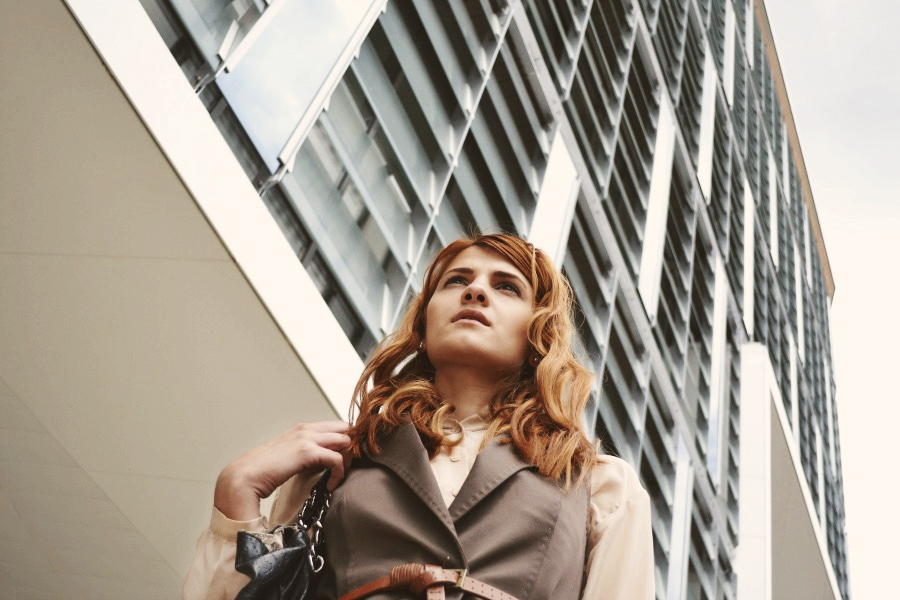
287 423 352 492
215 420 353 518
325 449 346 492
301 430 351 451
300 420 350 433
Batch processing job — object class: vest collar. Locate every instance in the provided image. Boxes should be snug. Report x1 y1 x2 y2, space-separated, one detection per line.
363 422 535 529
364 422 455 532
448 435 533 520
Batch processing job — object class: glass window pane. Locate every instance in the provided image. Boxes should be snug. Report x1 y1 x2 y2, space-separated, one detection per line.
213 0 380 170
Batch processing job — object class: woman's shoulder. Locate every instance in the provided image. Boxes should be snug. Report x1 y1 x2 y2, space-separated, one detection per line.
587 454 649 517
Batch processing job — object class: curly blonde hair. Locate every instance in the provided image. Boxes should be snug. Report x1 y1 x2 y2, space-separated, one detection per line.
347 233 599 486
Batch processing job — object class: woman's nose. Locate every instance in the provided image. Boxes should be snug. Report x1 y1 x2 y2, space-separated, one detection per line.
463 283 488 304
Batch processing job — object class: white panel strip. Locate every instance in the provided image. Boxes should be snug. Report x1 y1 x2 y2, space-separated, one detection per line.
737 344 772 600
666 435 695 600
528 130 580 265
795 243 805 362
825 355 836 473
696 47 718 200
724 0 736 105
789 330 799 445
707 251 729 485
746 0 755 69
815 423 826 534
768 148 779 268
804 212 813 285
638 92 676 321
782 123 791 204
743 176 755 335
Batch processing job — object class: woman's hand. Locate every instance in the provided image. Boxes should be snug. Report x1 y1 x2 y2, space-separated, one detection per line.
213 420 351 521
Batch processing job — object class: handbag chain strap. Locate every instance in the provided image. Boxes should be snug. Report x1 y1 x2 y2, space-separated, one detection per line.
297 470 332 573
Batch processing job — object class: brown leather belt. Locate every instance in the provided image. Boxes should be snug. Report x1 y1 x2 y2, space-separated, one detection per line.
338 563 520 600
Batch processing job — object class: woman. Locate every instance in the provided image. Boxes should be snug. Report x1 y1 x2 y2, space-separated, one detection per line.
184 233 654 599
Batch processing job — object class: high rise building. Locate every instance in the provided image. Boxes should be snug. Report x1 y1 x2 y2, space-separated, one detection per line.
1 1 849 599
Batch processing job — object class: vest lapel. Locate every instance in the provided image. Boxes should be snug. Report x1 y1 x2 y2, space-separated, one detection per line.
448 437 534 521
364 423 457 534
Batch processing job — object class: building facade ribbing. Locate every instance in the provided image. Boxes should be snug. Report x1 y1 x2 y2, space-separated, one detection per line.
138 0 846 597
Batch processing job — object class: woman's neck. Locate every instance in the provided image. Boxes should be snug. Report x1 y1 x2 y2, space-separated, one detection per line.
433 367 502 420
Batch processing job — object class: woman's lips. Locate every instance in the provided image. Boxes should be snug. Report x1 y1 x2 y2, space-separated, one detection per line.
452 310 490 326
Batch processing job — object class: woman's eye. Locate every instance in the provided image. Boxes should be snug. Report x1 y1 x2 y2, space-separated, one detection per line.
445 275 466 286
498 282 520 295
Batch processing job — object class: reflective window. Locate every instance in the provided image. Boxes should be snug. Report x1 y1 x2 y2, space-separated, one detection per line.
210 0 379 169
168 0 271 68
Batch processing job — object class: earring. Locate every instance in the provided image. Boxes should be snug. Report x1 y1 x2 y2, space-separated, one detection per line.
418 340 426 353
530 354 541 367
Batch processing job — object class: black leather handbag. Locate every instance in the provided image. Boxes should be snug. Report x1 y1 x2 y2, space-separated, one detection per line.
234 470 331 600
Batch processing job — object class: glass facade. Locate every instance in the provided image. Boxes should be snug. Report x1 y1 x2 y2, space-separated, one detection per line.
140 0 850 597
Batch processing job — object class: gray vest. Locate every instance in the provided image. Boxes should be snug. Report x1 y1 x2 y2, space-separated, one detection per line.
315 423 590 600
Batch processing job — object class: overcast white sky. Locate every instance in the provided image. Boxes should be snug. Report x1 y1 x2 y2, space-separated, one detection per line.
764 1 900 597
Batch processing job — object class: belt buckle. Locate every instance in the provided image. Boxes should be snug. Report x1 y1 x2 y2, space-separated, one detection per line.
448 568 468 588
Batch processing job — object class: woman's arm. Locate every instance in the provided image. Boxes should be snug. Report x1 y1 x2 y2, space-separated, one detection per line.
182 420 351 600
215 420 351 520
582 455 655 599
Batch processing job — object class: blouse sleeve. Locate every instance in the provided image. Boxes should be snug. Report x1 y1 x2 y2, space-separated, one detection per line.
581 455 655 599
181 472 318 600
181 508 266 600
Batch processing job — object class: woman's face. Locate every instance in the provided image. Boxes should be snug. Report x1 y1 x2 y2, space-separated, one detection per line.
424 246 535 375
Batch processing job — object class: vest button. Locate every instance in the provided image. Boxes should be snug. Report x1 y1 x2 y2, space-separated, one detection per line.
450 455 461 462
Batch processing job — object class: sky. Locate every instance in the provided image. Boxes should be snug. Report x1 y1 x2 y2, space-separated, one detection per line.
764 1 900 597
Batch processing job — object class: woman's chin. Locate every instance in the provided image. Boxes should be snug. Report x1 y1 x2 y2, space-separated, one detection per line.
430 351 524 378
